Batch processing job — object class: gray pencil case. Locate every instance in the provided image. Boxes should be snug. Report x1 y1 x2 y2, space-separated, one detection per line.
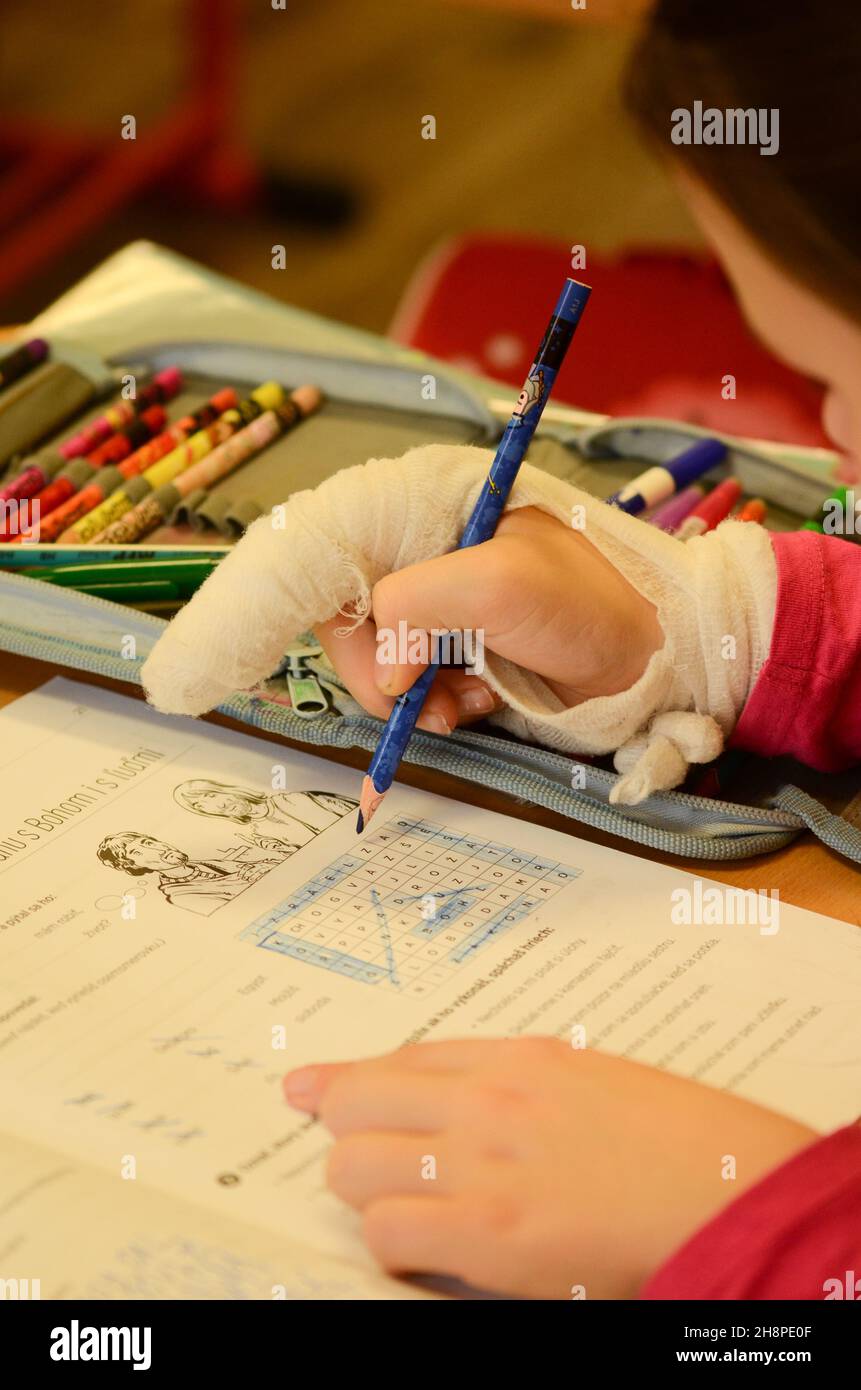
0 338 859 865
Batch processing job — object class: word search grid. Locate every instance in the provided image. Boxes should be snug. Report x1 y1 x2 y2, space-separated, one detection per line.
240 816 582 996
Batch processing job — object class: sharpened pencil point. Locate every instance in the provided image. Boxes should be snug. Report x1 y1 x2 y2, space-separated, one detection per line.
357 775 383 834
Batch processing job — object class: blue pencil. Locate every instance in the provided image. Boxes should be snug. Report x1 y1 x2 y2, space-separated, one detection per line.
357 277 592 832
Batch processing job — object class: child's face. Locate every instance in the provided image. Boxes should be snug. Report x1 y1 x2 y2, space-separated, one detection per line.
678 169 861 480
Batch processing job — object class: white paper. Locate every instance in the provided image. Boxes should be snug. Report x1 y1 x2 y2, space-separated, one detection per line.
1 678 859 1288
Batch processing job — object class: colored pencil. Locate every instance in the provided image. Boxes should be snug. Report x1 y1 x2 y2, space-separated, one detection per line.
356 277 592 833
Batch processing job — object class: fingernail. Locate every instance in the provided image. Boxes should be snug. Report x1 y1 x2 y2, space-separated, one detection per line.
457 686 495 716
417 712 451 735
283 1066 321 1107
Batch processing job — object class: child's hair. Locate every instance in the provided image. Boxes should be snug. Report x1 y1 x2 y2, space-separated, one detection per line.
174 779 268 823
625 0 861 323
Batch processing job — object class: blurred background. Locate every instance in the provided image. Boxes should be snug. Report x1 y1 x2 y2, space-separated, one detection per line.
0 0 692 324
0 0 830 443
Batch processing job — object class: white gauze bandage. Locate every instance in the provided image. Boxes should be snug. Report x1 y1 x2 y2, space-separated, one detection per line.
141 445 777 804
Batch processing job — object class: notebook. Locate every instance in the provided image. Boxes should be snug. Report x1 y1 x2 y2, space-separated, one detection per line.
1 677 859 1298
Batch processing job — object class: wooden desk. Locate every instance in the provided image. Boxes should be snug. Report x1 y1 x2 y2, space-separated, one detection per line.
1 650 857 926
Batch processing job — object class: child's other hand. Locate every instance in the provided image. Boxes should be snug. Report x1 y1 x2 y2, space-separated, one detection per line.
284 1038 814 1299
316 507 662 736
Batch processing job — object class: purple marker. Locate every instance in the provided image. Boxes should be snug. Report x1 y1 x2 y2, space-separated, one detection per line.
0 337 48 391
648 484 704 533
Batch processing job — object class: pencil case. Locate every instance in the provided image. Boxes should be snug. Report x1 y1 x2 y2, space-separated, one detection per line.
2 565 859 863
1 234 859 865
1 339 860 865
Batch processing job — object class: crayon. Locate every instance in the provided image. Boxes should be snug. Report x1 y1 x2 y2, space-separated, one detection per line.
85 404 167 466
135 365 183 406
0 447 67 506
113 388 238 483
57 400 136 460
57 366 183 458
675 478 743 541
608 438 727 515
19 457 94 528
2 369 181 483
38 388 240 539
95 385 323 545
357 278 592 833
0 337 48 391
61 382 284 544
24 465 127 544
0 460 89 541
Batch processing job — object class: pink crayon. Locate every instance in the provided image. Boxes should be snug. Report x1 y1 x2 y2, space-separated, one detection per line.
58 366 183 458
0 448 67 506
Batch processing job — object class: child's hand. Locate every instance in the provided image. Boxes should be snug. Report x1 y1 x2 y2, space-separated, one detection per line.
315 506 663 735
284 1039 814 1299
142 445 777 800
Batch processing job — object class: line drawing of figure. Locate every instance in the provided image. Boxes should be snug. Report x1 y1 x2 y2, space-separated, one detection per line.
172 780 356 851
96 832 288 918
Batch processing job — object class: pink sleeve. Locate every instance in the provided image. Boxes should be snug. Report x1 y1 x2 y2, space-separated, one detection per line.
640 1124 861 1300
730 531 861 769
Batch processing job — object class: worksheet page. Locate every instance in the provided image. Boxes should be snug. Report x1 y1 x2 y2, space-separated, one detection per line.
0 1130 434 1300
1 678 859 1273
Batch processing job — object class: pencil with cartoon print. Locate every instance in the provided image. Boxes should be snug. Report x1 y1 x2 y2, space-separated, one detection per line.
357 277 592 832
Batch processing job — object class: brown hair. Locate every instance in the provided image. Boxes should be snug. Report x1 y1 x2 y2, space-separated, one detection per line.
624 1 861 321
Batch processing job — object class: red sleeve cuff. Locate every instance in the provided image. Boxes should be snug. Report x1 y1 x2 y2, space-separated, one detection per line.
640 1124 861 1300
731 531 861 770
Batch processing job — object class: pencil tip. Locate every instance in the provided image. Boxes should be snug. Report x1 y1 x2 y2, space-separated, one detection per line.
357 775 383 834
